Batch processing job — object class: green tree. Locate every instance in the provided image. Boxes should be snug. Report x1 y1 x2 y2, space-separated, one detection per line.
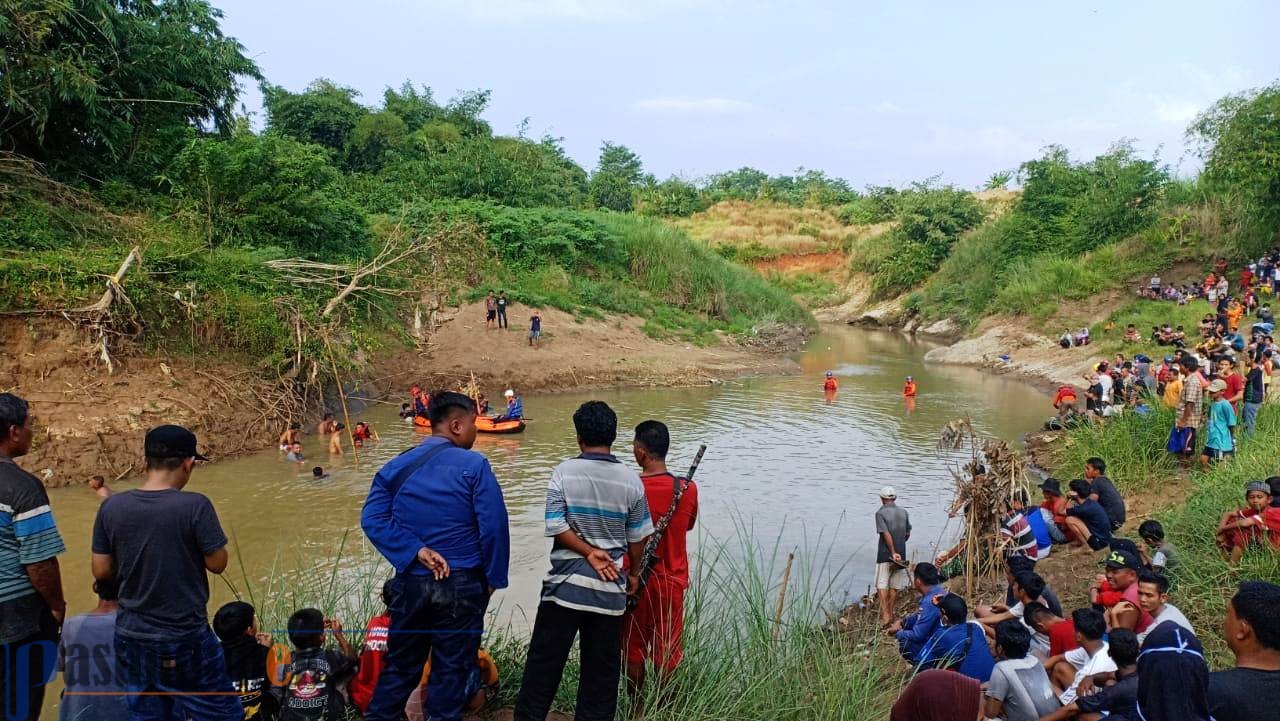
588 142 645 212
344 111 408 171
263 79 367 154
1190 83 1280 249
985 171 1013 190
164 131 368 257
635 177 706 217
0 0 258 178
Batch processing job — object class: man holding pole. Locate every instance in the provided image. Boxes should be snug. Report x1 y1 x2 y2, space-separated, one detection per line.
875 486 911 626
623 421 700 708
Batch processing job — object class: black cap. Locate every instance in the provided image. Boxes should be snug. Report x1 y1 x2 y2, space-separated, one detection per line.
1102 549 1141 571
144 425 209 461
1038 478 1062 496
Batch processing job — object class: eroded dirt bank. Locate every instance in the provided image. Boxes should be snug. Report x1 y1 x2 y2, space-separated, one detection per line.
3 303 800 487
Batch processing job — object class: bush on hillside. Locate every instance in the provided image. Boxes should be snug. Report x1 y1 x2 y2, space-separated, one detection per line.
853 184 986 298
635 178 708 217
164 131 370 258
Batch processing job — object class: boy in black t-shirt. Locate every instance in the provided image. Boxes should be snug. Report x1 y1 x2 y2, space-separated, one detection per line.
276 608 358 721
215 600 279 720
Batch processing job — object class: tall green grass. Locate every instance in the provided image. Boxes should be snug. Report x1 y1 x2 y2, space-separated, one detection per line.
221 524 889 719
1053 402 1280 664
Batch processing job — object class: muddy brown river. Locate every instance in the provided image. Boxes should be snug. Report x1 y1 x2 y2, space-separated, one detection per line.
40 326 1047 713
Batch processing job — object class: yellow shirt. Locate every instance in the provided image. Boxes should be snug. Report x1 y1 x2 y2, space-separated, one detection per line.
1163 377 1183 408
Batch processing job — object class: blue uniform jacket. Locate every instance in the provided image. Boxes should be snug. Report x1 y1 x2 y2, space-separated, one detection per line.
361 437 511 588
895 585 947 659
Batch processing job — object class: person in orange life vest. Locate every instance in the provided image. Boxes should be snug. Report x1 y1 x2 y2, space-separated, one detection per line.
622 420 698 709
1052 385 1079 417
823 372 838 393
903 376 918 397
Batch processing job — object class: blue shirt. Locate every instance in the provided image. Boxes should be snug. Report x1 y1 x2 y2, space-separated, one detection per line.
501 398 524 420
916 621 996 683
1024 507 1053 554
361 437 510 588
896 585 946 658
1206 398 1237 452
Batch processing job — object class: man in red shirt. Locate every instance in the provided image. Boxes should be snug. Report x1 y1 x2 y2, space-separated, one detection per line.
623 420 698 708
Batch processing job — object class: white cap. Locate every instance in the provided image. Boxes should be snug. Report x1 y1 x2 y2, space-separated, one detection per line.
504 389 515 397
879 486 896 499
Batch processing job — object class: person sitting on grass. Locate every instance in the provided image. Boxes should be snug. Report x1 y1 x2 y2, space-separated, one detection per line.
1024 602 1077 658
1063 480 1112 553
890 669 984 721
1045 608 1114 705
915 594 994 683
1038 479 1070 546
213 600 279 721
1138 519 1179 574
1097 549 1152 634
1216 481 1280 564
1123 324 1142 344
1038 628 1140 721
984 620 1060 721
891 563 948 662
977 572 1051 655
1134 621 1214 721
1208 581 1280 721
1001 555 1063 617
275 608 358 721
1135 570 1193 644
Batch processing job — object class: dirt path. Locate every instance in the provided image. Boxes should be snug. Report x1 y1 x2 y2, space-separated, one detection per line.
3 305 798 487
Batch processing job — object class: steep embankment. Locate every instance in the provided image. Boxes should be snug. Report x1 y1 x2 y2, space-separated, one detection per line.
4 302 798 487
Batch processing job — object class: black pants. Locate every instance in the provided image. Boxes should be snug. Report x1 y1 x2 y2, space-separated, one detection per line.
1 610 58 721
497 308 508 328
514 601 622 721
366 570 489 721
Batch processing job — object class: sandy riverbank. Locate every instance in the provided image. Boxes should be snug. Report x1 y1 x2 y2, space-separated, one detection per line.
2 304 801 487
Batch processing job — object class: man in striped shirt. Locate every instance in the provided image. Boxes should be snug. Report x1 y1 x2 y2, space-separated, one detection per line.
0 393 66 721
514 401 653 721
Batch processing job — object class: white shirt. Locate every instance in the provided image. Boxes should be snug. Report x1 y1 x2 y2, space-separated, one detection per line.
1097 374 1114 403
1137 604 1194 644
1060 643 1117 705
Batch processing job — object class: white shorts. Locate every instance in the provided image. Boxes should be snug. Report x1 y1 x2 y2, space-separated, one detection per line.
875 562 910 591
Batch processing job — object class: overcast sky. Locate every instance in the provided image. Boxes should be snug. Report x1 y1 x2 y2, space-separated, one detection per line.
215 0 1277 188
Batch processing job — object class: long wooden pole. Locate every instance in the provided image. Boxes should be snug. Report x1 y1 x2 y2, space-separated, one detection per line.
773 552 795 643
322 334 359 466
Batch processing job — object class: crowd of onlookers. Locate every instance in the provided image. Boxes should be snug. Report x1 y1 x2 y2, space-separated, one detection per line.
886 469 1279 721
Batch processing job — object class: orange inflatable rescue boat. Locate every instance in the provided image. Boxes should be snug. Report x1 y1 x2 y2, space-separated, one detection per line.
414 415 526 434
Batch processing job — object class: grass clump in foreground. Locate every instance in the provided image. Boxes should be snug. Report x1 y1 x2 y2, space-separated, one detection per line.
223 526 890 720
1053 403 1280 664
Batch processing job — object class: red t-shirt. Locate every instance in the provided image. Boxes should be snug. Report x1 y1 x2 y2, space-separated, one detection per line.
824 378 838 391
349 614 390 712
1120 582 1154 633
1048 619 1078 657
640 473 699 589
1224 373 1245 411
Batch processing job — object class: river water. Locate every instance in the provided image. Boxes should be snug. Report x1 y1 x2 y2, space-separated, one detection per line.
44 325 1046 655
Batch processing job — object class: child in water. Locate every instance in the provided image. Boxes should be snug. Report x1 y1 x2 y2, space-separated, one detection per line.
329 423 345 455
823 371 838 393
351 422 377 448
903 376 918 397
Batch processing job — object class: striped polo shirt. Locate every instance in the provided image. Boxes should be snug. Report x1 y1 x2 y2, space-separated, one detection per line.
541 453 653 615
1 455 67 642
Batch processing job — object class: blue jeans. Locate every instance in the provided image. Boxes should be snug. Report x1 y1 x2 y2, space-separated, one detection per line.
1243 401 1262 435
114 626 242 721
366 569 489 721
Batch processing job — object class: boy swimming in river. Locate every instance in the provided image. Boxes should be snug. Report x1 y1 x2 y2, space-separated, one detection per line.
278 422 301 450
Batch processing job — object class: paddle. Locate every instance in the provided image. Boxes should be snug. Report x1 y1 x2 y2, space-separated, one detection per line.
627 444 707 611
